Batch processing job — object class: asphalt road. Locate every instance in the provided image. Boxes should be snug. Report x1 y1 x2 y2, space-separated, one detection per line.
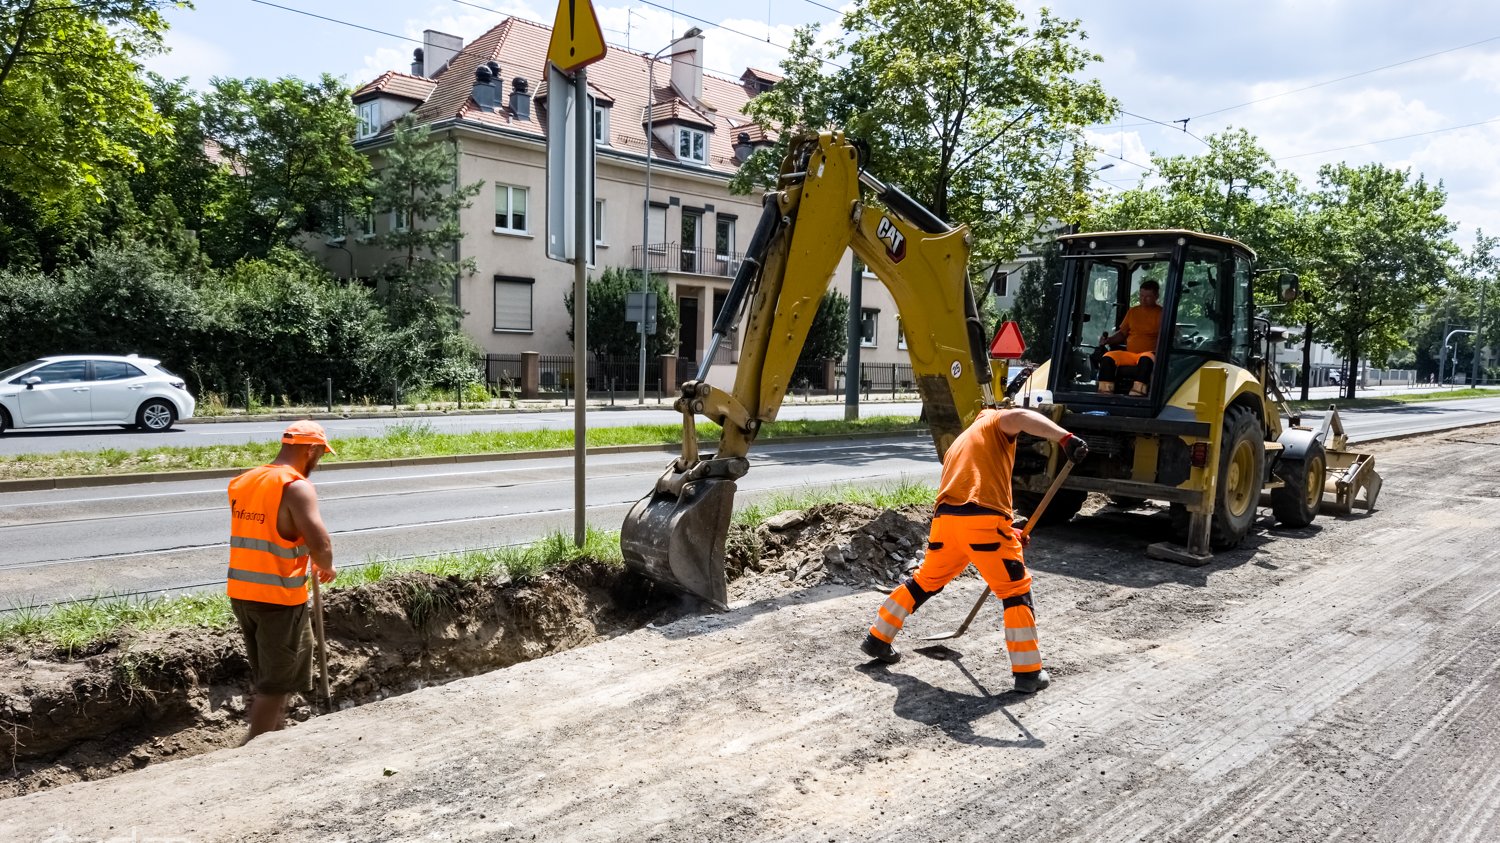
4 390 1498 609
0 400 928 456
0 383 1470 456
0 435 942 607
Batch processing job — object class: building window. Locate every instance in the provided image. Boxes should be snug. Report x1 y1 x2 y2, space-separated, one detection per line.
494 276 534 332
715 216 735 258
358 210 376 239
897 318 908 351
992 271 1009 297
356 101 378 140
594 105 609 145
677 128 706 164
594 199 605 245
390 209 411 232
860 308 879 347
495 184 529 233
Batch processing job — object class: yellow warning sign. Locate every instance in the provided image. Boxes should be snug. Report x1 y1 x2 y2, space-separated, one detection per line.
547 0 608 73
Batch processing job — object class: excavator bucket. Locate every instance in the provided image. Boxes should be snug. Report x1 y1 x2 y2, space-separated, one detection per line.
1318 405 1382 514
620 476 738 610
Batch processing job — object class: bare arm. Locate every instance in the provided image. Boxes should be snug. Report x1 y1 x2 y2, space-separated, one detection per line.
997 407 1071 441
283 480 335 581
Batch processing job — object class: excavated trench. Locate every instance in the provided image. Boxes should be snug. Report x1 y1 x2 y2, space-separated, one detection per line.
1 501 938 799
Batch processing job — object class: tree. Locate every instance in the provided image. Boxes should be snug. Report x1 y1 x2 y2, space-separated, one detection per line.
1010 241 1062 363
1308 163 1456 399
734 0 1116 268
199 74 368 264
563 266 680 360
364 115 483 323
798 290 850 368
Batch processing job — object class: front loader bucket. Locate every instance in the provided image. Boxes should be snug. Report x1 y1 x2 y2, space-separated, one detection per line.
620 477 738 609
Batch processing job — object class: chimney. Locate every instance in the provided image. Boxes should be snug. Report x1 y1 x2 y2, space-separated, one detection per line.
733 132 754 164
422 30 462 77
472 65 497 112
410 48 425 77
509 77 531 121
669 29 705 105
486 61 503 103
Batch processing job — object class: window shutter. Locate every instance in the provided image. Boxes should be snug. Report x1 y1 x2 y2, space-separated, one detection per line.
494 277 534 331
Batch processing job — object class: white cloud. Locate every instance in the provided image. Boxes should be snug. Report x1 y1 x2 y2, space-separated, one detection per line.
144 31 233 85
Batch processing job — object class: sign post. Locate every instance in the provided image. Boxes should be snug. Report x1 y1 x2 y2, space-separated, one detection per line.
546 0 608 547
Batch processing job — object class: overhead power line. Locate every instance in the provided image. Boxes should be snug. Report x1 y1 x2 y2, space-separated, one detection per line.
247 0 421 43
1192 33 1500 120
1277 115 1500 161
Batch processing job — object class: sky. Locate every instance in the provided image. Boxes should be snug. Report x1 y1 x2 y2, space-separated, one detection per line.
149 0 1500 247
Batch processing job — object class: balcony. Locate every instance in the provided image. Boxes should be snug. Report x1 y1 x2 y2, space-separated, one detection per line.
632 243 744 278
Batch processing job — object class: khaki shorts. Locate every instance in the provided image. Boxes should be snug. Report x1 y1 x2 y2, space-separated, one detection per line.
232 598 313 694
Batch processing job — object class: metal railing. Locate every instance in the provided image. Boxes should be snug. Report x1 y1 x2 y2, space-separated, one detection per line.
835 362 919 397
632 243 744 277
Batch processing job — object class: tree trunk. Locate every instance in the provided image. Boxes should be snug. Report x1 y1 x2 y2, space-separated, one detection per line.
1345 332 1360 401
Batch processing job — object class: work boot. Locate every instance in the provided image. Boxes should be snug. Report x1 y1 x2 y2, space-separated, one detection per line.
1013 669 1051 694
861 633 901 664
1097 381 1115 394
1129 381 1148 397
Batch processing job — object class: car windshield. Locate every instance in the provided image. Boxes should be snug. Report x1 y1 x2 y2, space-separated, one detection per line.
0 360 44 382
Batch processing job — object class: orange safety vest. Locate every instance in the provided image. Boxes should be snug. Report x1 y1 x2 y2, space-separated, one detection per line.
226 464 310 605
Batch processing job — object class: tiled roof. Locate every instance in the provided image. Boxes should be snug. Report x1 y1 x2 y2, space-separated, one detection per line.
741 67 782 85
353 71 437 103
358 16 771 174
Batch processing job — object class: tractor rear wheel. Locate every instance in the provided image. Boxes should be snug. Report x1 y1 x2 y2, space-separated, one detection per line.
1170 405 1264 549
1271 440 1326 528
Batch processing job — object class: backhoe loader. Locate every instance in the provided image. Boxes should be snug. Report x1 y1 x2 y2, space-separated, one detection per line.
1008 229 1382 564
620 132 998 607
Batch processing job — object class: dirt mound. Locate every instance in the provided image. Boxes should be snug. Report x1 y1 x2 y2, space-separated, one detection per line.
725 502 947 603
0 561 666 798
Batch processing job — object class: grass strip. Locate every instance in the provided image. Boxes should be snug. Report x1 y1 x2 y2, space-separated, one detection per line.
1283 387 1500 412
0 479 936 652
0 415 923 480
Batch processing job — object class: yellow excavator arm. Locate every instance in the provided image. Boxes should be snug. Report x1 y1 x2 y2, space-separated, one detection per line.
620 132 997 607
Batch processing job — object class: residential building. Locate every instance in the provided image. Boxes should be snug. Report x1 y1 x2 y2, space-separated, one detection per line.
319 18 916 391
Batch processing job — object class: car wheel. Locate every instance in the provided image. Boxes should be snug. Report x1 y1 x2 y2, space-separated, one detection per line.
0 406 10 435
137 399 176 432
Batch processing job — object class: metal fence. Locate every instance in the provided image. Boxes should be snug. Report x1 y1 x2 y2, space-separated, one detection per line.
834 362 919 397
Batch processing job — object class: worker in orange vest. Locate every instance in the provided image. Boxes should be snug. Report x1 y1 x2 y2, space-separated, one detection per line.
861 408 1087 693
1097 278 1163 396
227 420 337 743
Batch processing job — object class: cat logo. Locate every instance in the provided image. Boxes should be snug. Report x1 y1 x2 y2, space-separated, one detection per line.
875 216 906 262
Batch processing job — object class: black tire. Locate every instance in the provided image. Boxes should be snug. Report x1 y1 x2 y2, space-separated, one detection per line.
1171 405 1265 549
0 406 10 435
137 399 177 432
1014 486 1087 527
1271 440 1326 528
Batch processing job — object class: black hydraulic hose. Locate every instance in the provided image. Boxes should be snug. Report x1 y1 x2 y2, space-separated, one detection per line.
710 195 782 339
875 181 950 235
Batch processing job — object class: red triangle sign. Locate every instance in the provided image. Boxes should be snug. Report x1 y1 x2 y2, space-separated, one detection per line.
989 320 1026 359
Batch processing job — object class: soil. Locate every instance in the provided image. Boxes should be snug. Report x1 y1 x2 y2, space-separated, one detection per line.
4 426 1500 842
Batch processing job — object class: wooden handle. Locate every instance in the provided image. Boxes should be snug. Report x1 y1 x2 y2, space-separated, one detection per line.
1020 460 1075 539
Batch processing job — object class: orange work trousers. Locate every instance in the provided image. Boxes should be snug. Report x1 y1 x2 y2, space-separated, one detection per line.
867 512 1042 674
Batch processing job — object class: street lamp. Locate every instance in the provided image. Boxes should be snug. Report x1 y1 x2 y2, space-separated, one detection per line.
637 27 703 403
1440 328 1476 387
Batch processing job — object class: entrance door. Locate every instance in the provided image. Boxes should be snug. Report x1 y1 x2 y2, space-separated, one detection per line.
678 295 699 368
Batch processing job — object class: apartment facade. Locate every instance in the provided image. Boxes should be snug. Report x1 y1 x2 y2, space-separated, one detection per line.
319 18 912 391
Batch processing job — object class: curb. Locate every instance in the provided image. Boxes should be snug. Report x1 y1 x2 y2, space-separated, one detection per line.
0 430 929 493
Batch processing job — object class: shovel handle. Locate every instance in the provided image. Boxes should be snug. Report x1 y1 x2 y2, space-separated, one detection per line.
310 570 331 706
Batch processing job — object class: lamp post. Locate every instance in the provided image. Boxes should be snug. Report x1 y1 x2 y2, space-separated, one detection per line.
1472 276 1489 386
1441 328 1476 387
638 27 703 403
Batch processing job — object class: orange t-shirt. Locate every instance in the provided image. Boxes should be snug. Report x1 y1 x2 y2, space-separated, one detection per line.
935 409 1016 515
1120 303 1162 354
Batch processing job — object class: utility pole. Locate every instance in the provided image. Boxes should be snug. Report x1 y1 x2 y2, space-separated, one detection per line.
1472 275 1489 386
844 259 863 421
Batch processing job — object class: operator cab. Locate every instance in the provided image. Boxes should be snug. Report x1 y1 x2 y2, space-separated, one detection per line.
1048 230 1256 416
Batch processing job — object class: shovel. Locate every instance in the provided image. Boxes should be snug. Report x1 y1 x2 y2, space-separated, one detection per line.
310 566 332 708
917 461 1075 642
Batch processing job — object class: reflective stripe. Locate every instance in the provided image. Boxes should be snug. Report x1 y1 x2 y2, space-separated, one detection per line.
1005 626 1037 643
230 535 309 559
227 567 309 589
872 618 899 640
880 597 910 622
1008 650 1042 667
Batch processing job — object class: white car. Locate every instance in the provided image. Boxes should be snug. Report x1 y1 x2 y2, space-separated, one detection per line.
0 354 196 434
